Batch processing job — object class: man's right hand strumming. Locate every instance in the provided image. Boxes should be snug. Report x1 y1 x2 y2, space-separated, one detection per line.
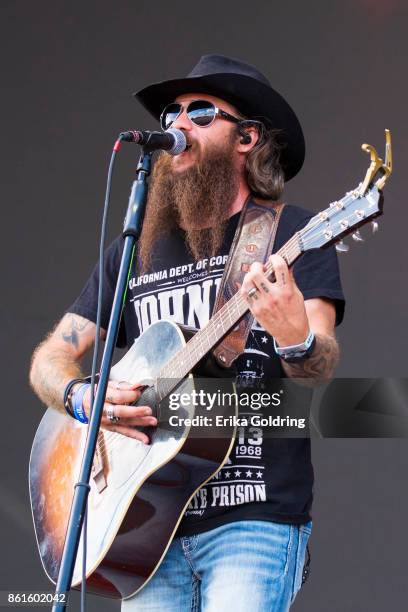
29 312 157 444
82 380 157 443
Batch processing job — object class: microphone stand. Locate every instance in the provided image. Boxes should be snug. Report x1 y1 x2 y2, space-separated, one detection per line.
52 150 152 611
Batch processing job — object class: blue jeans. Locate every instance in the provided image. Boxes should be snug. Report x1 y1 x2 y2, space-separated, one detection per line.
122 520 312 611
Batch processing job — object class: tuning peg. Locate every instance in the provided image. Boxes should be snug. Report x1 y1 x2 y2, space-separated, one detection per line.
336 240 350 252
352 230 364 242
371 220 379 233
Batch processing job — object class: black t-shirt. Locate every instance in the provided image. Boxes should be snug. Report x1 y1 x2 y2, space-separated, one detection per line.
69 203 345 536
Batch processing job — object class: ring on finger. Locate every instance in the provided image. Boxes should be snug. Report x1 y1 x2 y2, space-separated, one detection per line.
106 405 120 423
247 287 258 298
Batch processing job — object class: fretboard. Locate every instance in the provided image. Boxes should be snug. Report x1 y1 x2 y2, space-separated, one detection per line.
156 231 302 401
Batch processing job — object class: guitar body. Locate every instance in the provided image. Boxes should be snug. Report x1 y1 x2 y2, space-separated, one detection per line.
29 320 236 599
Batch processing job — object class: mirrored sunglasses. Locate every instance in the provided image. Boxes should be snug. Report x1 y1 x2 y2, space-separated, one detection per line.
160 99 241 131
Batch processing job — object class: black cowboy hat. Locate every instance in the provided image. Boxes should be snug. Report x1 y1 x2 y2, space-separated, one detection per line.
134 54 305 181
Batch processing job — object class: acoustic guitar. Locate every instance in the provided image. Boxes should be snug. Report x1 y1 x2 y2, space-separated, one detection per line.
29 132 392 599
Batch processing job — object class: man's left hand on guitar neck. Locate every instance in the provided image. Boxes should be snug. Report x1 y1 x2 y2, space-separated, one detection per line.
241 254 339 381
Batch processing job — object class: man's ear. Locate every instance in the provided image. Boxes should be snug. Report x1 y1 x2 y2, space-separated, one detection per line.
237 124 259 152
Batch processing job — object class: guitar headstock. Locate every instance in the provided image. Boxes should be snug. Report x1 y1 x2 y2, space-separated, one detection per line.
299 130 392 253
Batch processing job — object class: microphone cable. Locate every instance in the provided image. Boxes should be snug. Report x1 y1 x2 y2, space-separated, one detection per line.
80 135 124 612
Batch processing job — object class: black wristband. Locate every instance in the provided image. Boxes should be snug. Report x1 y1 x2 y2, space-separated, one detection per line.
63 378 86 418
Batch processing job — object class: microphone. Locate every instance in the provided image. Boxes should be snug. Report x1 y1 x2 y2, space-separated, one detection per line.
119 128 187 155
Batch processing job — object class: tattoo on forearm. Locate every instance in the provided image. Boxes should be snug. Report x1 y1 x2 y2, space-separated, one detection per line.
30 315 98 414
282 334 339 381
61 315 90 348
30 346 83 412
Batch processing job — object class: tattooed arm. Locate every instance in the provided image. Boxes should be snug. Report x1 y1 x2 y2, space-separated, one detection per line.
29 313 105 413
30 314 155 441
281 298 339 381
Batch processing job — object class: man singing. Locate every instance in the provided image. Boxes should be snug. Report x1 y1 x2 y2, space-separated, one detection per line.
30 54 344 611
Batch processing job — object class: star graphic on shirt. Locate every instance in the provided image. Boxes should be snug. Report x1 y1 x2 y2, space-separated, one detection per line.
224 471 231 478
246 470 253 477
234 470 241 477
256 471 263 478
261 335 268 344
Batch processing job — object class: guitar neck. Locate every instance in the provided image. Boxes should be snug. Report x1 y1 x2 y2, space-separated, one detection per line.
157 232 302 397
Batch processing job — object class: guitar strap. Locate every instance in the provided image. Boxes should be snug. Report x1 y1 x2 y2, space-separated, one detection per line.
212 197 285 368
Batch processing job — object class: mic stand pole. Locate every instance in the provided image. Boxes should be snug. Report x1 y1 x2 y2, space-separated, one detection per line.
52 150 152 611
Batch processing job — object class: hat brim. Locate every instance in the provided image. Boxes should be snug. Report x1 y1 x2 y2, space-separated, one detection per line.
134 73 305 181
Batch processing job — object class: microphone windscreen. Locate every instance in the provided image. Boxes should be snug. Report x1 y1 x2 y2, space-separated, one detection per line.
166 128 187 156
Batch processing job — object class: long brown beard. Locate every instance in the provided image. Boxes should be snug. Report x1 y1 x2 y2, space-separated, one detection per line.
139 134 240 270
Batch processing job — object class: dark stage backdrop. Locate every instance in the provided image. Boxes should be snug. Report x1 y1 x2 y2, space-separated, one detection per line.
1 1 407 610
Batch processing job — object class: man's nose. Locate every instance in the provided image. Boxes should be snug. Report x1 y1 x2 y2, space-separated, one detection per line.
171 108 192 131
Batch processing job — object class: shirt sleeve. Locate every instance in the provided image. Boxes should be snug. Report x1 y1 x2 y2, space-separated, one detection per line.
66 236 127 347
